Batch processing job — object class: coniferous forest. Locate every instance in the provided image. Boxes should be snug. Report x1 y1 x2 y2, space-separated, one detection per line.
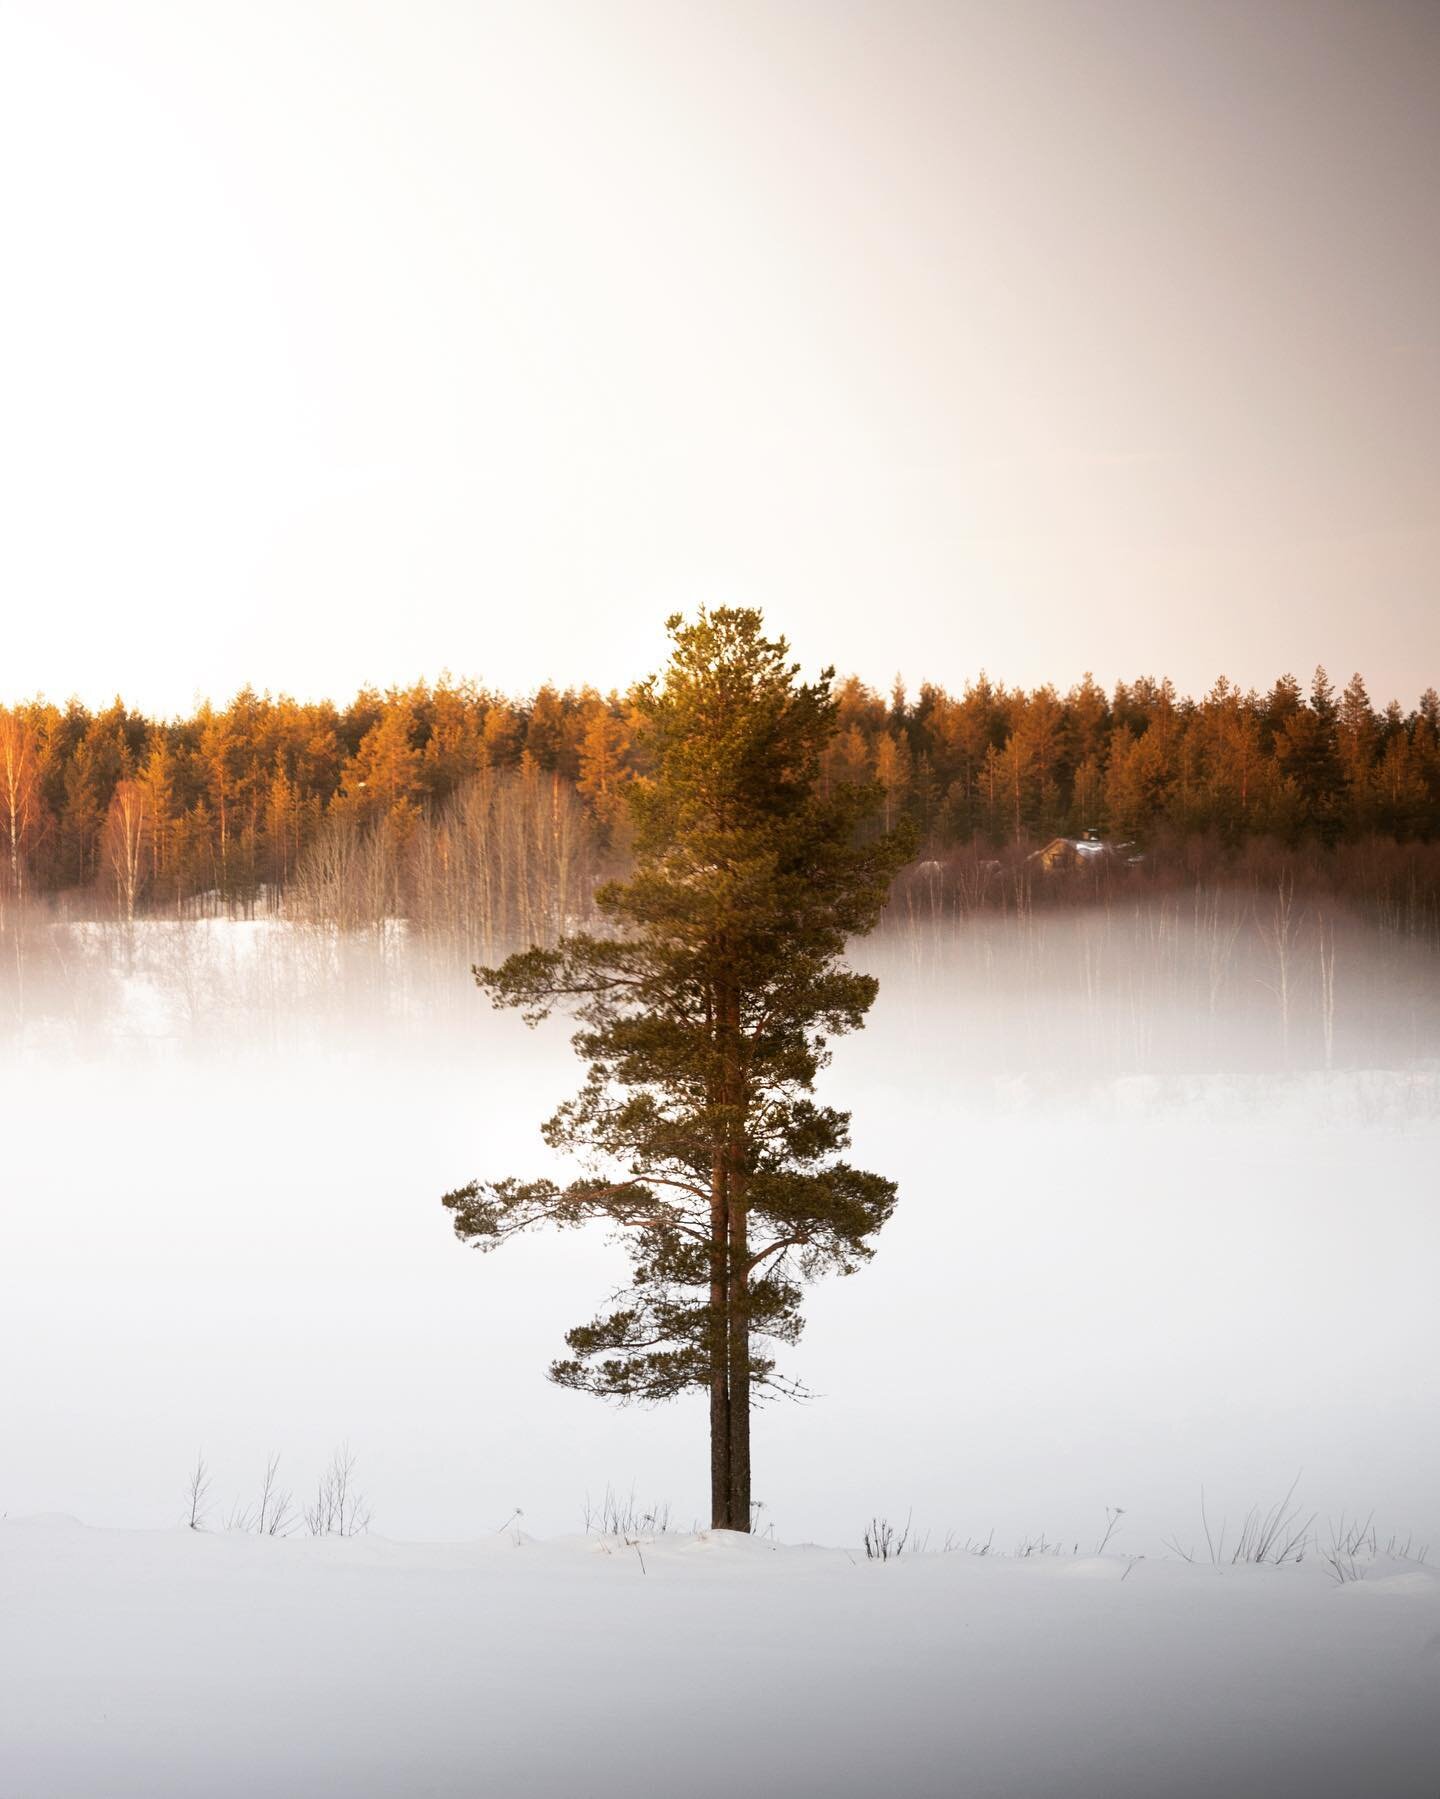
2 666 1439 926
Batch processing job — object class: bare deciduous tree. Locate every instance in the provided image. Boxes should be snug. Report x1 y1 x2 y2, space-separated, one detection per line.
288 767 602 965
405 766 600 959
102 779 151 924
1317 915 1337 1068
0 709 42 904
1257 873 1298 1059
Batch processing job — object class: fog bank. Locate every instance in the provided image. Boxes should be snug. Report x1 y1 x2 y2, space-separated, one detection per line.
2 908 1435 1556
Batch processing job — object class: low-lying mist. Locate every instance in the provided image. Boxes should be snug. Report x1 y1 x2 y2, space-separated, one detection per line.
2 898 1436 1558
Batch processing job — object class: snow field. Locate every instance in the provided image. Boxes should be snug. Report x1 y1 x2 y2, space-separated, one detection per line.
3 1516 1439 1799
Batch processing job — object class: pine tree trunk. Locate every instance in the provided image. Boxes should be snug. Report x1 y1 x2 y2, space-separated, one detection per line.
727 1162 751 1531
707 975 752 1531
709 1147 733 1530
723 981 751 1531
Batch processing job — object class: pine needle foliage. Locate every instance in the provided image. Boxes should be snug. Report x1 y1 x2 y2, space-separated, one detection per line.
442 608 913 1529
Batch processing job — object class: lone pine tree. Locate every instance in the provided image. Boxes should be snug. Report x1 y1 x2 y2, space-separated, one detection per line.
442 609 912 1531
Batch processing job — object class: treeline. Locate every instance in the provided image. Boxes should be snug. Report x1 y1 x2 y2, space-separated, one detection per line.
1 667 1438 915
0 681 625 918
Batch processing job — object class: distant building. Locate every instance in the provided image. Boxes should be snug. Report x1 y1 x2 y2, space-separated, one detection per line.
1027 831 1140 872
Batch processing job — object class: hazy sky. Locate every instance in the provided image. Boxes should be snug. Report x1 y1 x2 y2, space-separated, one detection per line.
2 0 1437 715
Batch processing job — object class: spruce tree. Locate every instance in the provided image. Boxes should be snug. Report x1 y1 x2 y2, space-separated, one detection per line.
442 609 912 1530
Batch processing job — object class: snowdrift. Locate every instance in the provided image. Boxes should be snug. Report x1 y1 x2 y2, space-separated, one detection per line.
3 1517 1438 1798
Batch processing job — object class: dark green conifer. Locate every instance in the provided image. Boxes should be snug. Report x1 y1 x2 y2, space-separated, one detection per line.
442 608 912 1530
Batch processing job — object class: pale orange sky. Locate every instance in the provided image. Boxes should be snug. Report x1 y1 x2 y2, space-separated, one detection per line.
1 0 1436 713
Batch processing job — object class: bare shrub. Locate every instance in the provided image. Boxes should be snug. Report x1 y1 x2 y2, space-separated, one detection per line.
1164 1479 1314 1567
184 1452 212 1530
304 1443 372 1538
583 1484 673 1538
1095 1505 1126 1555
942 1529 994 1556
1229 1479 1315 1564
863 1512 914 1561
1321 1511 1376 1584
1321 1514 1431 1584
223 1454 292 1533
1014 1531 1066 1558
253 1452 296 1537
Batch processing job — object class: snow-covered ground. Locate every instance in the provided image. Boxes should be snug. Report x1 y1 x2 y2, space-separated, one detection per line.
1 914 1437 1793
3 1515 1439 1799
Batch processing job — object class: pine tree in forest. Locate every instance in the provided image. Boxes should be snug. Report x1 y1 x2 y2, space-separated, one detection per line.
136 740 176 896
575 697 633 836
873 731 912 832
442 609 913 1531
1337 673 1378 828
1275 668 1344 838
